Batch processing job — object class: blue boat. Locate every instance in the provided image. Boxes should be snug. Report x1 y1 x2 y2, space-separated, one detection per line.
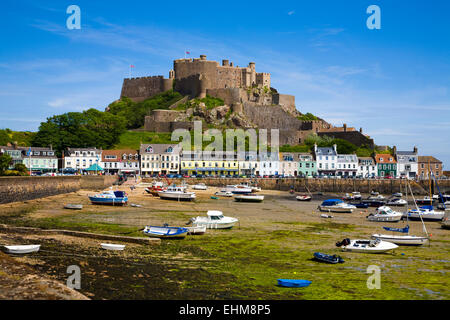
277 279 311 288
349 202 369 209
88 190 128 206
313 252 345 264
143 226 189 239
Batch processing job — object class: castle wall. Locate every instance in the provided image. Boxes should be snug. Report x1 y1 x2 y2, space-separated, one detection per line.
206 88 244 105
120 76 173 102
242 103 303 131
272 94 295 113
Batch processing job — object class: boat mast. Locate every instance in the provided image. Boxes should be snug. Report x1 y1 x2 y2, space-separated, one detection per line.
407 180 429 238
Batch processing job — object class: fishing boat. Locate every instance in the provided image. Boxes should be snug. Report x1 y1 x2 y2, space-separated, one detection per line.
318 199 356 213
101 243 126 251
145 181 165 196
186 225 207 235
215 190 234 197
3 244 41 254
366 206 403 222
143 226 189 238
371 225 429 246
190 210 238 229
313 252 344 264
234 194 264 202
158 185 196 201
224 185 253 194
296 194 312 201
277 279 311 288
64 204 83 210
88 189 128 206
385 198 407 206
192 183 207 190
336 238 398 253
404 206 445 221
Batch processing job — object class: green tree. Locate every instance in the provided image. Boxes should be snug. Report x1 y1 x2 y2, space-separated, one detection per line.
0 154 12 174
13 163 29 176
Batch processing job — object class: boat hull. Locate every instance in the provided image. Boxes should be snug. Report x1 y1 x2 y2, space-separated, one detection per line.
367 215 402 222
143 226 188 238
101 243 126 250
403 212 445 222
193 221 237 229
158 192 196 201
277 279 311 288
234 195 264 202
3 245 41 254
371 234 428 246
342 240 398 253
88 197 128 205
318 205 353 213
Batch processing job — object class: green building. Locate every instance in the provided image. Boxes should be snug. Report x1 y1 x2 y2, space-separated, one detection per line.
297 153 317 177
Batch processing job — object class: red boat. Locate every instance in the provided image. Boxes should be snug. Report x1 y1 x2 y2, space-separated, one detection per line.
145 181 166 197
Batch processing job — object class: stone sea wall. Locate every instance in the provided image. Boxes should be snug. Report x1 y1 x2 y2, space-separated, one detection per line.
0 176 118 204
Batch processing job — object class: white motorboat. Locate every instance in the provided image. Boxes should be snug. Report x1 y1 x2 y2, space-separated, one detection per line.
367 206 403 222
192 183 207 190
318 199 356 213
225 185 253 194
158 185 196 201
385 198 407 206
101 243 126 250
236 182 261 192
343 192 361 201
368 194 385 201
320 214 333 219
404 206 445 221
215 190 233 197
234 194 264 202
336 238 398 253
191 210 238 229
3 244 41 254
371 233 428 246
186 225 207 235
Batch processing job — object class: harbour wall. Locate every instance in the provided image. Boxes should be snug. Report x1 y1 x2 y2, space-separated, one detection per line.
143 178 450 196
0 176 118 204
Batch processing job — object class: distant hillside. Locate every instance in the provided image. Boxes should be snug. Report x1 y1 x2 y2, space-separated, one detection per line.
0 129 36 147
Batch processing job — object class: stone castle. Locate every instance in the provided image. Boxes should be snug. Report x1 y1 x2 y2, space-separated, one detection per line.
120 55 374 147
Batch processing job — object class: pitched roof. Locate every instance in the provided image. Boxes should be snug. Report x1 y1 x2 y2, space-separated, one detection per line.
140 144 181 154
375 154 396 164
418 156 442 163
102 149 139 162
315 147 336 156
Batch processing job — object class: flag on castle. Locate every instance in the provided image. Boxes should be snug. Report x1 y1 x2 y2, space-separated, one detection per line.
186 51 190 54
130 64 135 68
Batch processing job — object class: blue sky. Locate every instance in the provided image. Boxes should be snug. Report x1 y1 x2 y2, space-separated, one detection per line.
1 0 449 167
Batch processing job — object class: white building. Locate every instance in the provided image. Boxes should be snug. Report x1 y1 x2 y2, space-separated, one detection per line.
280 152 299 177
259 152 280 176
314 144 337 176
336 154 358 177
357 157 377 178
140 144 181 176
20 147 58 173
64 147 103 172
238 151 259 176
102 149 139 175
395 147 418 179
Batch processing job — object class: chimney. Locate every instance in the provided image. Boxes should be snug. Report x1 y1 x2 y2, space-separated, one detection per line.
222 59 229 66
333 144 337 153
393 146 397 154
413 146 418 154
343 123 347 132
359 127 363 133
200 55 207 61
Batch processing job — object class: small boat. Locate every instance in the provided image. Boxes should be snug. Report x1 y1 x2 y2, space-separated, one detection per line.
225 185 253 194
320 214 333 218
371 229 429 246
88 190 128 206
234 194 264 202
215 190 234 197
348 202 369 209
416 196 434 206
186 225 207 235
277 279 311 288
158 185 196 201
101 243 125 250
145 181 165 196
367 206 403 222
361 199 386 207
404 205 445 222
318 199 356 213
3 245 41 254
296 195 312 201
143 226 189 238
392 192 403 198
130 203 142 208
343 192 361 201
313 252 344 264
64 204 83 210
336 238 398 253
210 196 219 200
192 183 207 190
368 194 385 201
237 182 261 192
190 210 238 229
442 213 450 230
385 198 407 206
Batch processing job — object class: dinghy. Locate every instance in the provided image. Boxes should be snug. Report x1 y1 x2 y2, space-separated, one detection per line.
158 185 196 201
296 195 312 201
320 214 333 219
210 196 219 200
336 238 398 253
101 243 126 250
64 204 83 210
318 199 356 213
313 252 344 264
190 210 238 229
3 245 41 254
143 226 189 238
234 194 264 202
130 203 142 208
186 225 207 235
367 206 403 222
277 279 311 288
192 183 207 190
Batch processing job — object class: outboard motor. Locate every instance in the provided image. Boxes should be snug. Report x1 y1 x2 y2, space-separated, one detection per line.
185 218 195 225
336 238 351 247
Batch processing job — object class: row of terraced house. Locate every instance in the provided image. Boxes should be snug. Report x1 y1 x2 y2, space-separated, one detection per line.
1 143 444 179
